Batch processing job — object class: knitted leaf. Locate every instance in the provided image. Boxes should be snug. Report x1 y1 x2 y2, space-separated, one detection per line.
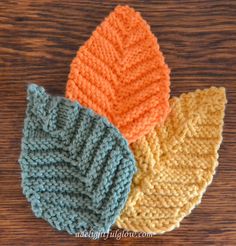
66 5 170 143
116 87 226 233
19 84 136 235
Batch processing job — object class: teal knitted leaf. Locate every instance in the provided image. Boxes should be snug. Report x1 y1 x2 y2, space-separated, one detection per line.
19 84 136 235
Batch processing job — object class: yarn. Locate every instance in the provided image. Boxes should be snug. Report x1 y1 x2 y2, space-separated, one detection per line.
66 5 170 143
116 87 227 233
19 84 136 235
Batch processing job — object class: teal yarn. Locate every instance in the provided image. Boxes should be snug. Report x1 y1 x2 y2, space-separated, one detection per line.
19 84 136 235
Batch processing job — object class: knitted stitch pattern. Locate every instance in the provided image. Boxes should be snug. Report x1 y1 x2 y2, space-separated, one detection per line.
66 5 170 143
116 87 226 233
19 84 136 235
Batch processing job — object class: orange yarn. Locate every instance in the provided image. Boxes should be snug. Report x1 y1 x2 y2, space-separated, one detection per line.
66 5 170 143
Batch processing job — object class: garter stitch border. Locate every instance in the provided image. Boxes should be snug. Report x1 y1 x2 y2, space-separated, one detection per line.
116 87 227 233
19 84 136 235
66 5 170 143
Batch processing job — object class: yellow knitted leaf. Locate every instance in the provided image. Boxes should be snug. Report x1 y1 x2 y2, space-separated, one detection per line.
116 87 227 233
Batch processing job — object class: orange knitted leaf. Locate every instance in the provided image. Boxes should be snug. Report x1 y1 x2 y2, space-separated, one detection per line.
66 5 170 143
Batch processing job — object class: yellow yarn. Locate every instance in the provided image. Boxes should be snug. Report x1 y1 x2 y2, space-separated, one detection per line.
116 87 227 233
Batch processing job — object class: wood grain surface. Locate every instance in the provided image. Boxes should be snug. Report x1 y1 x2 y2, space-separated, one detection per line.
0 0 236 245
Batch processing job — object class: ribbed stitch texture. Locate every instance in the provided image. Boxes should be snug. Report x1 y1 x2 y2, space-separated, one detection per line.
116 87 227 233
19 84 136 235
66 5 170 143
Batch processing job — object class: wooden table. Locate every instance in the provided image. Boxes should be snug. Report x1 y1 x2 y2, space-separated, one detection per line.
1 1 236 245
